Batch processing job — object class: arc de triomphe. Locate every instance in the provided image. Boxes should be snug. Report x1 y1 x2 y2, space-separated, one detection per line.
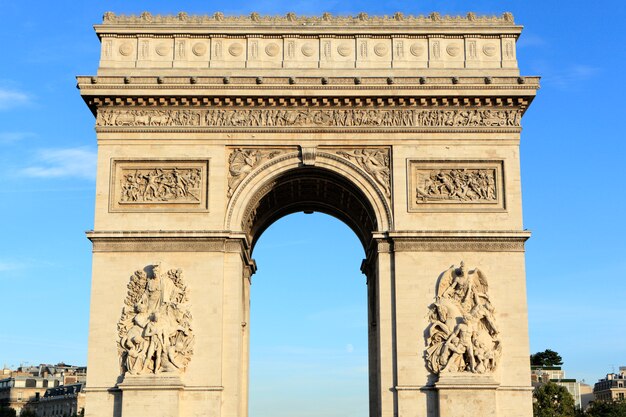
78 11 538 417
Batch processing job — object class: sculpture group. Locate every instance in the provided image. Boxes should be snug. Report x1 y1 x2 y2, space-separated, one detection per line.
425 262 501 374
120 168 202 203
416 169 497 203
117 264 194 375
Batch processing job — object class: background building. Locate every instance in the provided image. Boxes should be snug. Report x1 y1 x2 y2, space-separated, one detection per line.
594 366 626 402
0 364 86 416
32 383 85 417
531 365 583 408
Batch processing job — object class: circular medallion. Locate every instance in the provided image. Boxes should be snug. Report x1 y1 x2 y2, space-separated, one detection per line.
446 44 461 57
482 43 497 57
337 43 352 57
228 43 243 57
155 43 170 57
374 43 389 57
192 42 207 57
301 44 315 57
119 42 133 57
410 43 424 57
265 43 280 57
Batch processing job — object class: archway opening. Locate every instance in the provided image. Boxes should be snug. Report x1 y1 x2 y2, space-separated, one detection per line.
240 165 385 417
249 212 368 417
241 166 380 253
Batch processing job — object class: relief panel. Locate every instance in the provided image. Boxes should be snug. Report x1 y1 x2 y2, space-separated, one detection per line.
227 148 287 198
96 108 522 130
117 263 194 376
282 38 319 68
334 148 391 198
425 262 501 375
392 38 429 69
407 160 504 212
109 159 209 212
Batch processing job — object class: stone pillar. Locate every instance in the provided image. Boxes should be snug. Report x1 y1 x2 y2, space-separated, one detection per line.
374 238 396 417
221 239 250 417
240 266 253 417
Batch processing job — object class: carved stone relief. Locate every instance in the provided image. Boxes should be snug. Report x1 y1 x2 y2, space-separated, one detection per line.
227 148 285 197
120 168 202 203
416 169 496 203
103 40 112 58
425 262 501 375
96 108 522 130
117 263 194 376
336 149 391 198
110 160 209 212
408 160 504 211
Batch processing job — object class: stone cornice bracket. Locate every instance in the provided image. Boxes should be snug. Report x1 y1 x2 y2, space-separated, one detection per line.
300 146 317 166
100 11 517 27
366 231 392 254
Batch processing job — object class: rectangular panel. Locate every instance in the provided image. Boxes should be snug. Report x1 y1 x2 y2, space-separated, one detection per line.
110 159 209 212
407 160 505 212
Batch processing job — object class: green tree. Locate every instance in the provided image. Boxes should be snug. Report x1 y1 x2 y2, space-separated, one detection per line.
531 349 564 367
585 400 626 417
533 381 576 417
19 409 36 417
0 407 16 417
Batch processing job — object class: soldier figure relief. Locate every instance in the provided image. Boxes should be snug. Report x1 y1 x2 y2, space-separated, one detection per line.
425 262 501 375
117 264 194 376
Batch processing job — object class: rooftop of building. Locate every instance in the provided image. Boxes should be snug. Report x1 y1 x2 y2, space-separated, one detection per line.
41 383 84 399
100 11 517 27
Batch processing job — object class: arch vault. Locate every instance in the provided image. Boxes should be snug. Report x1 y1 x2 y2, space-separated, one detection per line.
79 11 538 417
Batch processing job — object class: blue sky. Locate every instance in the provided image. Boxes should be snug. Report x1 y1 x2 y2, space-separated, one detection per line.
0 0 624 414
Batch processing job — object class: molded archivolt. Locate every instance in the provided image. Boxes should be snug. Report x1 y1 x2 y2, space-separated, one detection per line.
225 151 392 251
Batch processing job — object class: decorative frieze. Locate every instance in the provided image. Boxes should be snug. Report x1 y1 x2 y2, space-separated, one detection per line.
117 263 194 376
336 148 391 198
110 160 209 212
408 160 504 212
425 262 501 375
96 108 521 130
392 238 526 252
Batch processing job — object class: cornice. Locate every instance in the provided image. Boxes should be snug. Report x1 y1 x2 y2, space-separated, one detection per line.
77 75 538 116
84 95 532 108
388 230 530 252
100 11 517 28
78 75 539 90
87 230 249 251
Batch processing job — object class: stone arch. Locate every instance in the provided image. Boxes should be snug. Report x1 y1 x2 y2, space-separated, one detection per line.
226 150 393 250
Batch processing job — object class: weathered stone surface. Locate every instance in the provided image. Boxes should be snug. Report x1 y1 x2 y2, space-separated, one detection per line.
79 11 537 417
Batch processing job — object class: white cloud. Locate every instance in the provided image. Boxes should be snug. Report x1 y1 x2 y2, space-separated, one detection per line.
21 147 97 180
0 261 21 272
0 88 30 110
0 132 35 144
535 64 600 89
